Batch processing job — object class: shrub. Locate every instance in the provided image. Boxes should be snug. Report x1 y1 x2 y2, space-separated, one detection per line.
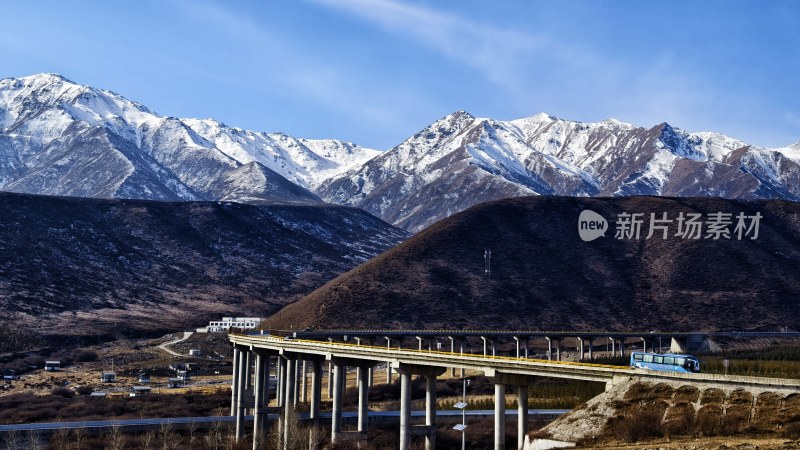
722 404 751 434
784 421 800 439
75 386 94 396
70 349 98 362
696 404 723 435
611 407 664 442
663 402 695 436
700 388 724 405
673 385 700 403
50 387 74 398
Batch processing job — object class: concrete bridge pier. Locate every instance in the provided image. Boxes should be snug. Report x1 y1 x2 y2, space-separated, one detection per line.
577 337 593 361
495 382 505 450
245 350 253 392
230 346 240 415
330 358 376 446
234 345 249 442
448 336 467 376
513 336 529 359
580 337 594 361
282 354 297 450
251 349 273 450
416 336 427 351
481 336 497 356
300 360 307 403
277 356 287 408
670 337 687 353
640 337 658 353
292 359 300 406
395 363 446 450
310 359 322 422
545 337 562 361
517 384 528 450
358 364 369 434
487 370 531 450
327 361 333 399
385 337 394 383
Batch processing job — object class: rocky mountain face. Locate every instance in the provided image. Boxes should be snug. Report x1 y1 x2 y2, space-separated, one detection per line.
267 196 800 332
0 74 377 203
0 192 407 341
318 112 800 231
2 74 799 234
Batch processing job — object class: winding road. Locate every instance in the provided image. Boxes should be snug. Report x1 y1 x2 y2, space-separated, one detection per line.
156 331 193 357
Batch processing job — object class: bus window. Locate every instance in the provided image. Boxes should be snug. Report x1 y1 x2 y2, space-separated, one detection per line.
643 354 653 363
664 357 674 365
653 356 664 364
633 354 643 361
675 358 685 366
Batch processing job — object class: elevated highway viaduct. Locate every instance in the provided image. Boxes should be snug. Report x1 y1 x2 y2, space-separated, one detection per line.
229 332 800 450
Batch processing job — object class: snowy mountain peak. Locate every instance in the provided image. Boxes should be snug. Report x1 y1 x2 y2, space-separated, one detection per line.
791 142 800 151
600 117 633 128
529 112 557 122
9 72 75 87
423 110 476 135
0 74 381 202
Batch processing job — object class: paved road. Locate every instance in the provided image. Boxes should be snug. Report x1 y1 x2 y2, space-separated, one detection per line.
0 410 570 433
156 331 193 357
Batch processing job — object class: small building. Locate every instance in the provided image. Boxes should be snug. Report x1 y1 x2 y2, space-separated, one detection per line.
203 317 262 333
167 378 183 388
189 349 201 357
169 363 189 372
44 361 61 371
2 369 16 380
138 373 151 383
100 372 116 383
129 386 151 397
89 391 107 398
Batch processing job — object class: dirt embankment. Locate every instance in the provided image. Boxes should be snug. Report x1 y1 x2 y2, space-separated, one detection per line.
538 377 800 448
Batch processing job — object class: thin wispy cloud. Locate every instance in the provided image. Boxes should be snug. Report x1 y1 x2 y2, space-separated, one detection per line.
308 0 714 131
171 0 432 136
3 1 793 148
310 0 543 88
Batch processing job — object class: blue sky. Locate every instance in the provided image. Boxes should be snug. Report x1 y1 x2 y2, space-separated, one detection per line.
1 0 798 149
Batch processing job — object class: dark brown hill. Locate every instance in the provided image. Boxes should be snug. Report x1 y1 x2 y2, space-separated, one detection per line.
0 193 407 345
267 196 800 332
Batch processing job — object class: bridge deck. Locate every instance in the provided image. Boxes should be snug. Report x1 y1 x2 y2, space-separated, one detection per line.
230 334 800 390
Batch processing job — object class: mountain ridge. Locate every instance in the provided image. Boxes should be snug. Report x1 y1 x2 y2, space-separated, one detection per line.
0 191 408 340
0 73 377 203
266 195 800 332
3 73 800 233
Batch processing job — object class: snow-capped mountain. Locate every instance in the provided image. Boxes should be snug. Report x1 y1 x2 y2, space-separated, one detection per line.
318 111 800 231
0 74 377 202
2 74 799 233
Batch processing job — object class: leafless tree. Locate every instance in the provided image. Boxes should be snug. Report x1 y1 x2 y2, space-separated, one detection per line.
107 423 126 450
3 430 21 450
50 427 69 450
141 429 156 450
72 427 87 450
205 420 224 450
159 422 179 450
26 430 42 450
187 420 198 450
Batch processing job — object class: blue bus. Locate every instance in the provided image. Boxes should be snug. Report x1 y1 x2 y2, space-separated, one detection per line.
630 351 700 373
